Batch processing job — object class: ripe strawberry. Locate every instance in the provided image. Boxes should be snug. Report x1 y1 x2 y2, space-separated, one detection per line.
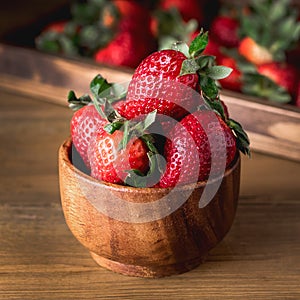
217 55 242 92
202 38 222 57
257 62 299 96
159 110 237 187
210 16 240 48
238 1 299 66
88 128 149 184
159 0 205 24
117 49 199 120
95 0 156 68
102 0 152 29
70 104 107 168
94 26 155 68
44 21 67 33
238 37 273 66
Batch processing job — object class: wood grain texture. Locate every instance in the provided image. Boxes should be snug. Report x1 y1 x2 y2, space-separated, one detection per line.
1 89 300 299
59 138 240 277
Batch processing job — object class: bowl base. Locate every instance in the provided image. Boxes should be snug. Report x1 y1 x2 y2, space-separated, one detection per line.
90 251 206 278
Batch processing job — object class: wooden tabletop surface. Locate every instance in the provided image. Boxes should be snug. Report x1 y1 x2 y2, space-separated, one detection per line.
1 88 300 300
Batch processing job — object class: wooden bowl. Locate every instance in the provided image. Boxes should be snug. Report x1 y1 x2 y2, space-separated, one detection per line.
59 138 241 278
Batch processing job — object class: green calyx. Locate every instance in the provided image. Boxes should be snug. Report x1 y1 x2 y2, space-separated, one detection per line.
242 73 291 103
176 30 250 157
239 0 300 61
68 73 165 187
68 74 126 117
36 0 119 57
124 133 166 188
155 7 198 51
177 30 233 100
112 110 165 188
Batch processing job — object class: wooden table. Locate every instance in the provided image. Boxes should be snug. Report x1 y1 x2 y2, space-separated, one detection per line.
1 88 300 299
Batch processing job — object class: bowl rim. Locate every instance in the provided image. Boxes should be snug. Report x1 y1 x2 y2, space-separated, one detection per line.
59 137 240 194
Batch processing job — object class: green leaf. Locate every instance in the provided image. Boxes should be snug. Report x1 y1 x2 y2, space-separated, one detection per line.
143 110 157 130
189 30 208 58
141 134 158 154
124 169 148 188
206 66 232 80
110 83 127 101
89 74 113 118
124 151 165 188
90 74 112 100
199 76 219 99
119 121 129 151
180 58 200 76
227 118 251 157
269 0 289 21
203 98 226 121
172 42 190 57
242 73 291 104
67 90 92 111
196 55 215 69
104 121 124 134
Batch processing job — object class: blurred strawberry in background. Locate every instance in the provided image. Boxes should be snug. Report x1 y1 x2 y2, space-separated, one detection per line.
36 0 300 108
94 0 156 68
36 0 156 68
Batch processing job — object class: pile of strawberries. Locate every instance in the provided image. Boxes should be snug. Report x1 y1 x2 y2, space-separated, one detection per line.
68 32 250 188
37 0 300 108
206 0 300 107
35 0 217 69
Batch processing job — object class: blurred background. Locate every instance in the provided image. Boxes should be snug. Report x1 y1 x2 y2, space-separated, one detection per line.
0 0 299 108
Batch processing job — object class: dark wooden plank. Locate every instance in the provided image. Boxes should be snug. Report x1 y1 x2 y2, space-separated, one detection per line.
0 89 300 299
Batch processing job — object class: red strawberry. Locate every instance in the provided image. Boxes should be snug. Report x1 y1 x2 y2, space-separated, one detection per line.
103 0 152 29
71 105 107 168
117 49 199 120
159 0 204 24
44 21 67 33
210 16 240 48
88 128 149 184
159 110 237 187
95 0 156 68
217 55 242 92
94 27 155 68
257 62 299 96
202 38 222 57
238 37 273 66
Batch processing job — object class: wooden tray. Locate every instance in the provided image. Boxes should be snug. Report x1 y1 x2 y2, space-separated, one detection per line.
1 43 300 162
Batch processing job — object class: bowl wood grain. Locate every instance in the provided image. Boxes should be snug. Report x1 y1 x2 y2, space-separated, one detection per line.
59 138 241 277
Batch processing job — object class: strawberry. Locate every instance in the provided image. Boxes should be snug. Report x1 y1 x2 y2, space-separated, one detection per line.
238 37 273 66
158 110 237 187
202 38 222 57
95 1 156 68
238 0 300 65
94 24 156 68
70 104 107 168
102 0 152 30
44 21 68 33
117 49 199 119
88 128 150 184
210 16 240 48
159 0 205 24
217 55 242 92
68 74 127 168
151 6 199 50
257 62 299 97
